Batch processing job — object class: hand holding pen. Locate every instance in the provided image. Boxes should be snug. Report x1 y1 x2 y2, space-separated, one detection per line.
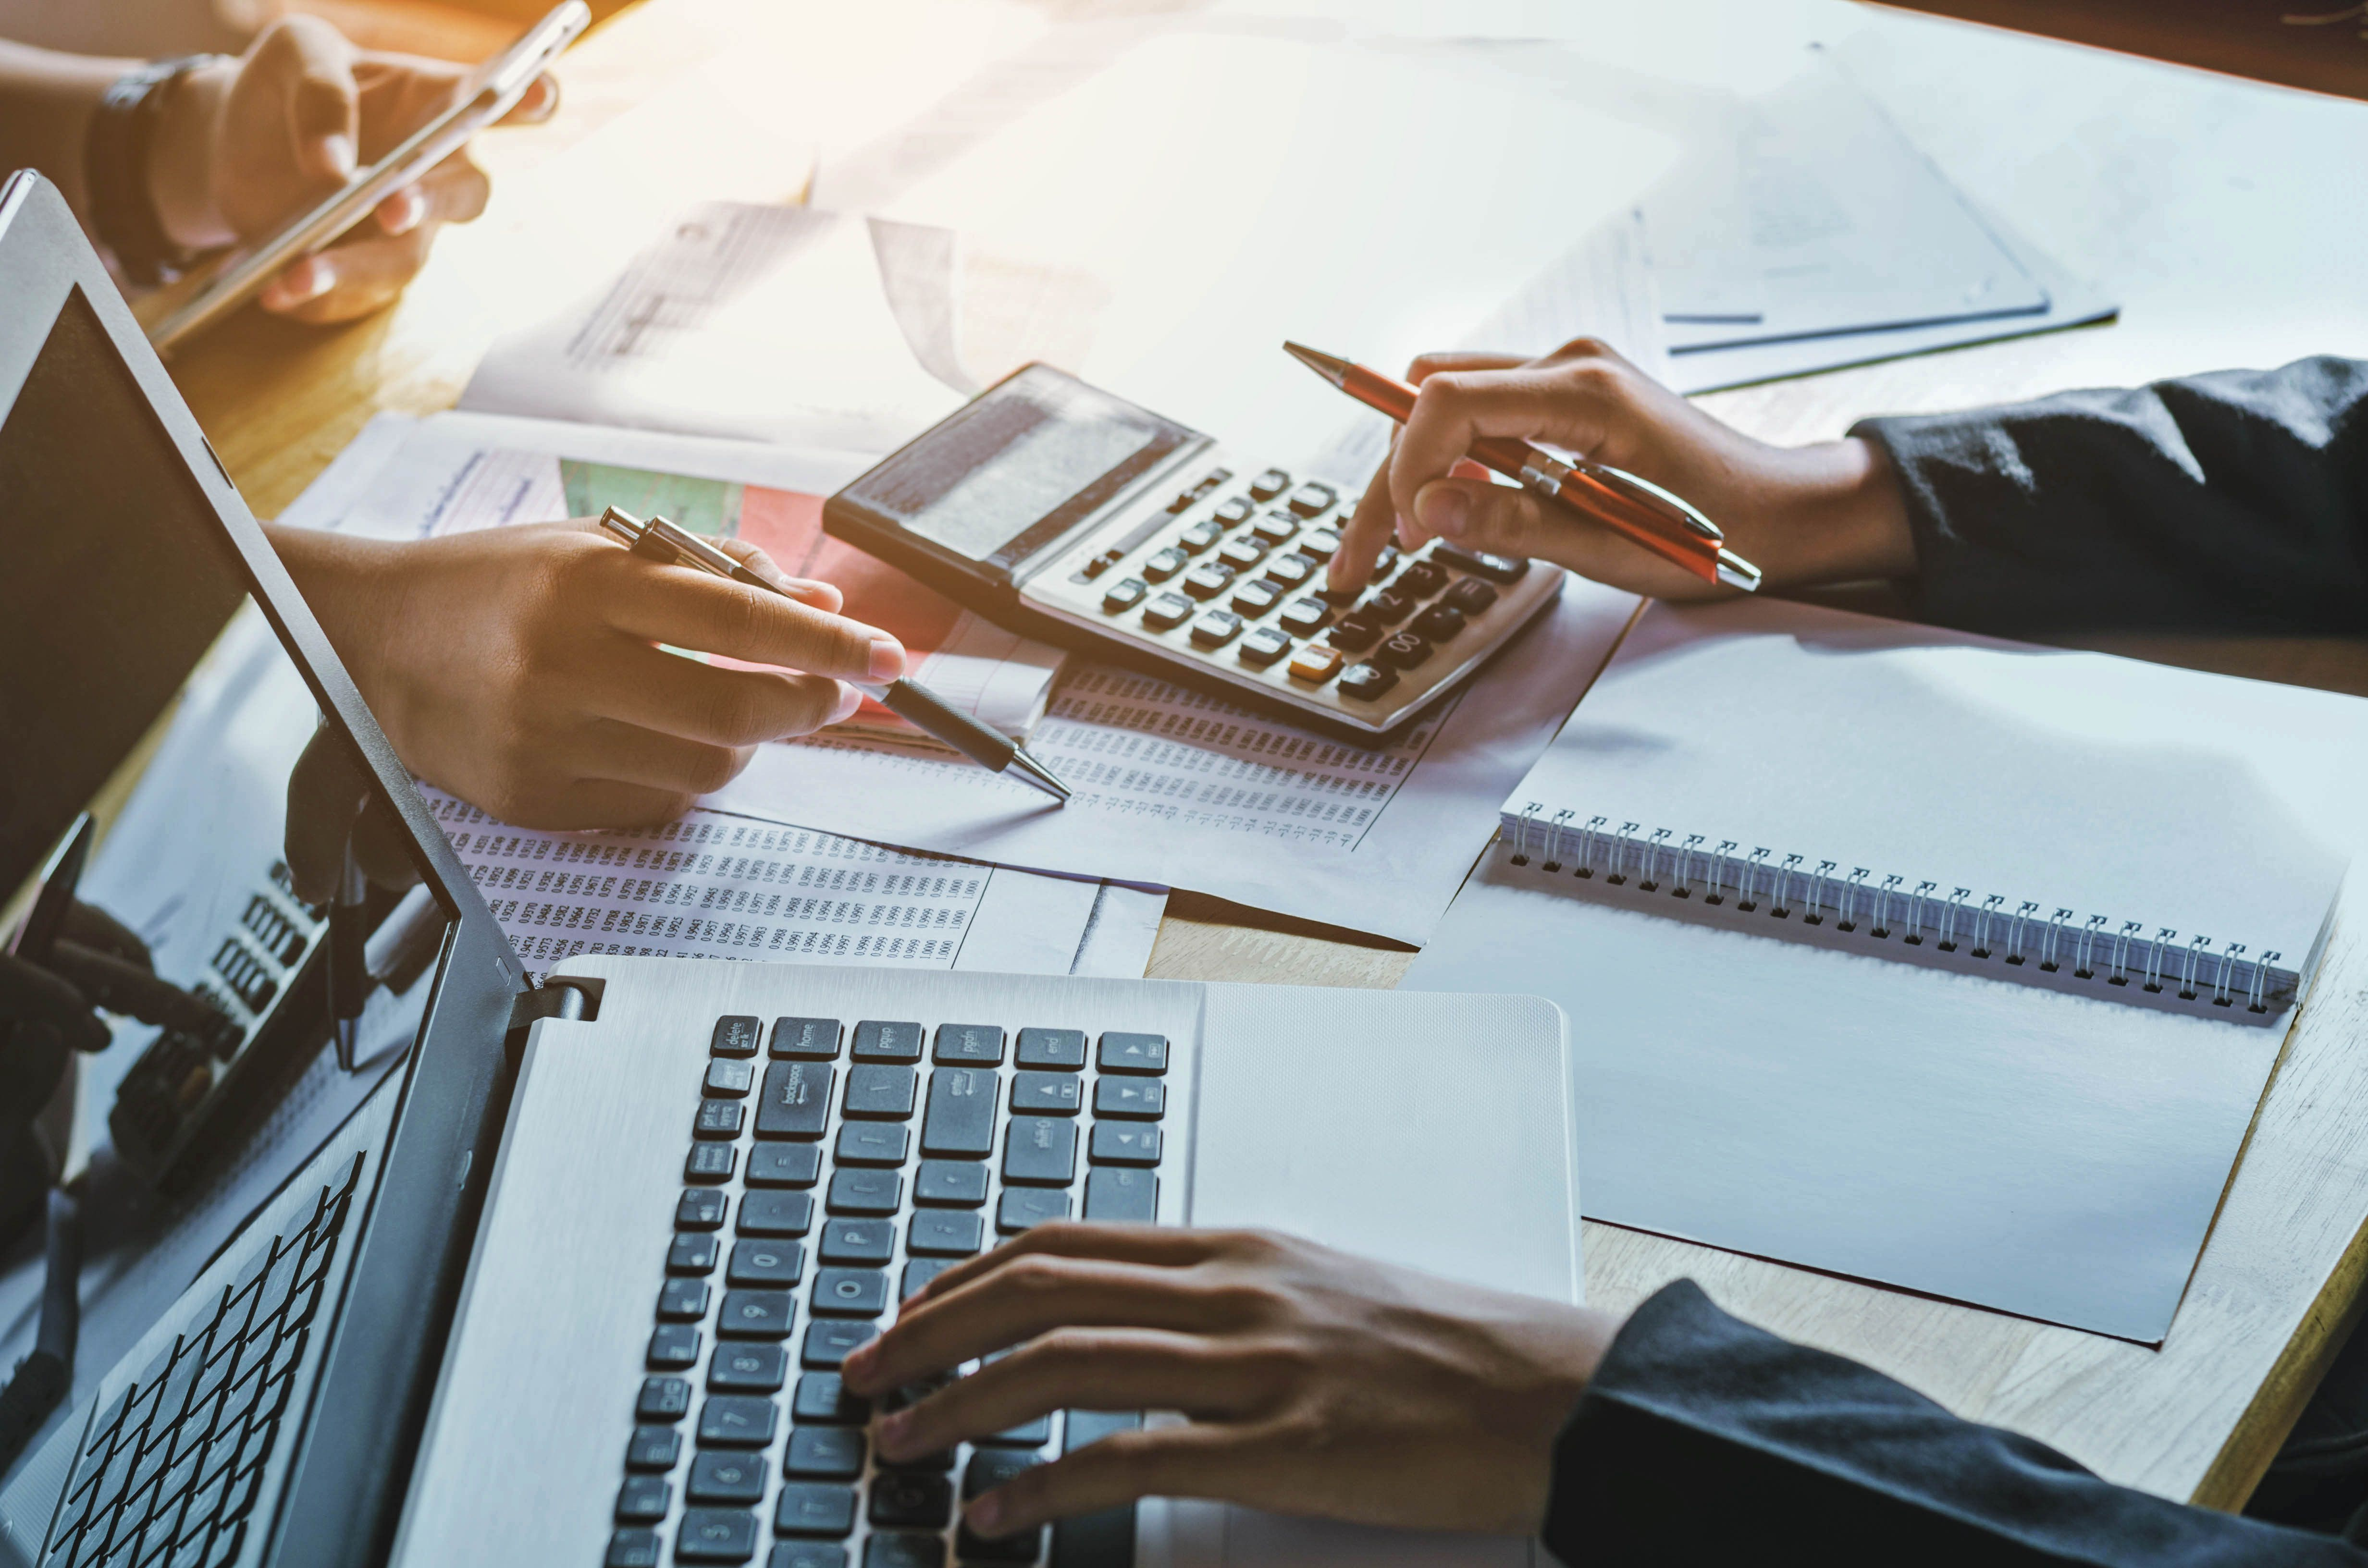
1317 339 1907 602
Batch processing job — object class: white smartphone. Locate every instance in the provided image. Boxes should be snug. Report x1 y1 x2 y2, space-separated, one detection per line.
147 0 590 354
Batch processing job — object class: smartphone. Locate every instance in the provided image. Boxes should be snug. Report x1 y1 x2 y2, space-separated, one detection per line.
146 0 591 354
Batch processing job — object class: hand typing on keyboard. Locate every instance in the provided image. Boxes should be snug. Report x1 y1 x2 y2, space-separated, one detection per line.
839 1225 1621 1544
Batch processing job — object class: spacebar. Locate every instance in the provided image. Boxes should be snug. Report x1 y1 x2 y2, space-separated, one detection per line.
1049 1410 1141 1568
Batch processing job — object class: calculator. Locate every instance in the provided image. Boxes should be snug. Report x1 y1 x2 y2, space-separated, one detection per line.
825 364 1564 742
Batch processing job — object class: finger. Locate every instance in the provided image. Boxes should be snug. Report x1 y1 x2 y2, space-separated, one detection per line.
266 16 362 181
285 724 369 903
969 1423 1252 1539
259 228 434 322
404 150 491 227
903 1222 1227 1308
877 1329 1262 1463
60 902 150 968
353 793 422 891
1327 463 1395 594
41 943 211 1032
1412 477 1716 599
599 559 903 683
562 720 756 798
375 184 428 236
715 538 844 613
495 72 560 125
591 640 860 748
1387 368 1579 533
0 954 108 1053
1406 351 1529 383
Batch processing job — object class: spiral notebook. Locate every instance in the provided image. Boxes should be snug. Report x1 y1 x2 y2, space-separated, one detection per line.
1409 598 2360 1340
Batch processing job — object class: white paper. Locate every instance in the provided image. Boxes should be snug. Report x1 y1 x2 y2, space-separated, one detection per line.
310 411 1066 744
711 581 1639 946
459 204 967 454
1405 856 2282 1341
422 791 1159 980
1509 596 2356 999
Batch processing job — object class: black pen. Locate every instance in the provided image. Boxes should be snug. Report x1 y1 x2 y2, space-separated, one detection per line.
597 507 1073 805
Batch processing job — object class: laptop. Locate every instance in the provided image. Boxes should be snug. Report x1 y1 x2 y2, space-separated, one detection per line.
0 170 1581 1568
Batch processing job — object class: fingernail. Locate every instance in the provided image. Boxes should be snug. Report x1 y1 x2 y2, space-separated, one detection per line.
1417 486 1469 539
970 1494 1005 1533
270 257 333 306
830 684 863 724
382 186 425 234
868 637 907 683
316 133 357 178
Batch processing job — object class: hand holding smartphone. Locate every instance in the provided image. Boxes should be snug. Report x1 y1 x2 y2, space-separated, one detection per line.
147 1 591 354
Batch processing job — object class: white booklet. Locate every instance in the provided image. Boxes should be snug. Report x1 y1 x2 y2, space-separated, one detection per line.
1408 596 2366 1341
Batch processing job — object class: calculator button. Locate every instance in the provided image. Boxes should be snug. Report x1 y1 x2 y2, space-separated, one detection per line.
1214 497 1255 528
1073 560 1107 583
1377 631 1433 669
1249 467 1291 501
1238 627 1293 667
1101 577 1147 614
1251 512 1299 546
1189 611 1243 649
1441 576 1499 616
1433 542 1529 583
1287 645 1344 684
1231 579 1283 618
1326 613 1385 653
1217 538 1267 571
1142 591 1194 631
1339 662 1400 700
1277 597 1331 637
1409 604 1467 643
1142 547 1189 583
1182 564 1235 600
1263 553 1315 589
1365 589 1417 625
1195 467 1233 497
1287 481 1338 516
1177 519 1223 554
1393 560 1448 598
1296 527 1340 563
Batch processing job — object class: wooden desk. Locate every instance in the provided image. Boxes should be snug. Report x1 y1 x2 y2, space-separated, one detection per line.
156 0 2368 1514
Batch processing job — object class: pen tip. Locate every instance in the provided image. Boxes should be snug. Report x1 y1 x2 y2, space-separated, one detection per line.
1282 342 1352 386
1008 750 1074 806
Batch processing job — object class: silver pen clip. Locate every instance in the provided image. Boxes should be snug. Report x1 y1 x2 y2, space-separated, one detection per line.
1567 457 1725 544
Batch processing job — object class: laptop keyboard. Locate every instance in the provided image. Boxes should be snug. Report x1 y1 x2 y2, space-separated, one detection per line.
41 1152 365 1568
605 1014 1168 1568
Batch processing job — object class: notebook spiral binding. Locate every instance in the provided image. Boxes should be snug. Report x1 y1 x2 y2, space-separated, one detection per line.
1501 804 2291 1016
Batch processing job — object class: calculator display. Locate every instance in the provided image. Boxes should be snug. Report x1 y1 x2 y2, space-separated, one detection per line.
840 366 1193 574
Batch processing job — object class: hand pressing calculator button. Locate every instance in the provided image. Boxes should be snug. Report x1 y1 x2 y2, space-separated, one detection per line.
1238 626 1292 667
1101 577 1147 614
1142 547 1189 583
1142 592 1194 631
1288 645 1344 684
1286 480 1337 516
1248 468 1291 501
1277 597 1331 637
1232 579 1283 617
1189 610 1242 648
1339 661 1399 700
1182 564 1234 600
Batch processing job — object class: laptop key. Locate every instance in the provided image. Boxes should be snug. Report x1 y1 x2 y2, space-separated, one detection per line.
1097 1033 1168 1075
907 1211 983 1258
689 1450 768 1506
975 1414 1052 1448
605 1528 660 1568
737 1191 814 1238
658 1280 710 1322
1094 1078 1164 1119
835 1122 910 1168
615 1475 669 1523
920 1068 998 1157
685 1144 737 1185
826 1169 902 1216
868 1472 953 1530
704 1060 756 1098
728 1239 804 1288
771 1017 842 1059
708 1344 788 1393
626 1427 680 1471
1001 1118 1077 1186
695 1101 745 1140
843 1065 918 1120
800 1320 876 1370
932 1024 1006 1066
717 1292 795 1341
774 1482 858 1538
913 1160 989 1207
819 1218 896 1267
711 1017 762 1058
963 1446 1040 1500
995 1189 1070 1236
674 1509 759 1564
757 1063 834 1140
1089 1125 1162 1167
636 1378 691 1423
748 1143 823 1188
784 1426 867 1479
669 1235 719 1275
769 1547 849 1568
792 1372 870 1425
812 1269 889 1318
851 1021 925 1064
860 1534 943 1568
648 1325 701 1371
677 1189 728 1231
1014 1028 1086 1070
1084 1169 1159 1224
900 1260 955 1301
1010 1072 1082 1116
697 1396 779 1449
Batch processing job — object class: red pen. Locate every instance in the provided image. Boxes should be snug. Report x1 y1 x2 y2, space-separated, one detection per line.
1284 342 1762 592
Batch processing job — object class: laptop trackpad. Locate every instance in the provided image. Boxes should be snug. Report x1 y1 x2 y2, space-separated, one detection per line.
1153 984 1572 1568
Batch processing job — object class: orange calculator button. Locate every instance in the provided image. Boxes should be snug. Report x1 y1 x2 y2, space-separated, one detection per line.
1287 646 1344 684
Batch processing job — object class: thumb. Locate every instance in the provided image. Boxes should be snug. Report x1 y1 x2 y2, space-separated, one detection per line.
269 17 361 180
1412 477 1546 559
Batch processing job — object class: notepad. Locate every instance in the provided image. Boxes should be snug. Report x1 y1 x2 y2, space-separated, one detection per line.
1407 597 2363 1340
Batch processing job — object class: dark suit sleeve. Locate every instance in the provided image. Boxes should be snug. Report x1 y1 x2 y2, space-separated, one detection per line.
1541 1281 2365 1566
1849 356 2368 637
